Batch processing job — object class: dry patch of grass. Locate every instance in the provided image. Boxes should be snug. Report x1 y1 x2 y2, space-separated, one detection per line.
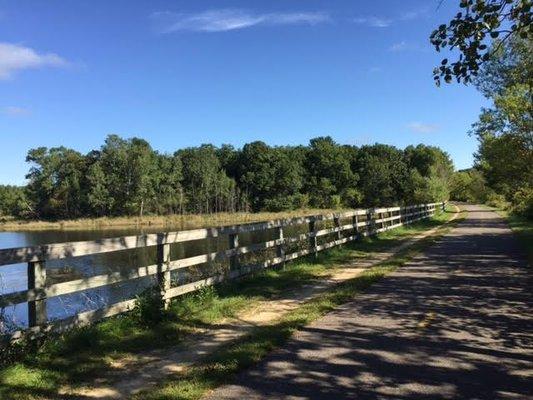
0 209 344 232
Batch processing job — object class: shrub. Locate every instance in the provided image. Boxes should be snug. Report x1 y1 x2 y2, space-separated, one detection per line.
194 285 218 304
263 193 310 212
486 192 509 209
131 285 166 326
511 186 533 220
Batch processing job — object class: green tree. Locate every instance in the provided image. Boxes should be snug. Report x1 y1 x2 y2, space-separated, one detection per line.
86 160 112 216
431 0 532 85
304 137 359 208
236 142 305 211
355 144 408 206
450 169 491 202
469 38 532 213
96 135 159 216
154 154 184 215
25 147 87 219
404 144 454 203
179 145 239 214
0 185 29 218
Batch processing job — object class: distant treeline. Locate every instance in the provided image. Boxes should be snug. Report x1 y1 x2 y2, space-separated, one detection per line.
0 135 454 220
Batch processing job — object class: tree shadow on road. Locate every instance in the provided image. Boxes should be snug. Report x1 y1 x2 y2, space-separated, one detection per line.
211 214 532 399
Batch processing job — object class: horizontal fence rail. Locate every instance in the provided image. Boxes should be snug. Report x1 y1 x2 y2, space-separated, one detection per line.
0 202 445 340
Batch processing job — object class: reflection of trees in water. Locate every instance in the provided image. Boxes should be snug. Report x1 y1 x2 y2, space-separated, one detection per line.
0 274 18 333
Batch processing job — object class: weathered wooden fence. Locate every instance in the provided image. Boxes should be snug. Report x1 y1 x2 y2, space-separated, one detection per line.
0 202 444 339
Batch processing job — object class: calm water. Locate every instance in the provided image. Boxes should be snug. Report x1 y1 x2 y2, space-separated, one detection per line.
0 223 312 331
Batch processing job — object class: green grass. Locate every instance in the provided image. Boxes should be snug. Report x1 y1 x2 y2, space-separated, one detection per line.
0 207 458 400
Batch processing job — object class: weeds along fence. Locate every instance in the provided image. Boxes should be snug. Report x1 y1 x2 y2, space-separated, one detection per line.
0 202 444 340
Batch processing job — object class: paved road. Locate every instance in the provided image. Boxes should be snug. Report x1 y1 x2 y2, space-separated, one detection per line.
206 205 532 400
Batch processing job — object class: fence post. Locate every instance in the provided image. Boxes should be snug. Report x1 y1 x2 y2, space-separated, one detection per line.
352 214 359 239
228 232 239 271
157 238 171 309
367 209 374 235
28 260 47 328
276 226 285 268
333 215 342 244
309 219 318 259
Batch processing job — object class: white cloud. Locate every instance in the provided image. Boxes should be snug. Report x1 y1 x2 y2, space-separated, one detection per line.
389 41 408 51
0 42 68 80
388 41 427 52
151 9 330 33
2 106 31 116
353 7 429 28
407 122 439 133
399 8 430 21
353 16 391 28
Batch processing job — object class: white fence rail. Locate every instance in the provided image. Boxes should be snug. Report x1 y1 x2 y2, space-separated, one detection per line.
0 202 445 340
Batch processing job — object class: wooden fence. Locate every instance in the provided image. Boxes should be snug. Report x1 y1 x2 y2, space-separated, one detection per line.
0 202 444 340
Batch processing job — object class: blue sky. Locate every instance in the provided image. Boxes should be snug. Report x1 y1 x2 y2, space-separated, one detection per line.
0 0 487 185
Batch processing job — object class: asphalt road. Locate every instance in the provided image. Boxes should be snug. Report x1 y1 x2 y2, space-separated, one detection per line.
206 205 532 400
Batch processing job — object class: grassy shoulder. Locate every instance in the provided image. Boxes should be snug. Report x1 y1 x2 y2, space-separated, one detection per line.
0 209 345 232
0 207 459 400
484 205 532 266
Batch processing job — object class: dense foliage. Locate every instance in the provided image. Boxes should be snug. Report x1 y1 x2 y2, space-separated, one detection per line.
2 137 453 219
431 0 532 85
447 37 532 218
0 185 28 218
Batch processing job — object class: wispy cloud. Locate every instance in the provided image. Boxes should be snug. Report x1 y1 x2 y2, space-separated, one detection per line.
2 106 31 117
0 43 68 80
407 122 439 134
388 41 428 52
353 16 391 28
398 8 430 21
151 9 330 33
389 41 409 51
353 7 429 28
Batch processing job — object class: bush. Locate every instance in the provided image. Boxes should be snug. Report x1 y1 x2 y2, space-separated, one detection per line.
486 192 509 209
263 193 310 211
131 286 166 326
194 285 218 303
511 186 533 220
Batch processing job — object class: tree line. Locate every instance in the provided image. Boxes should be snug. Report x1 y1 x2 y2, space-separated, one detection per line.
0 137 453 220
